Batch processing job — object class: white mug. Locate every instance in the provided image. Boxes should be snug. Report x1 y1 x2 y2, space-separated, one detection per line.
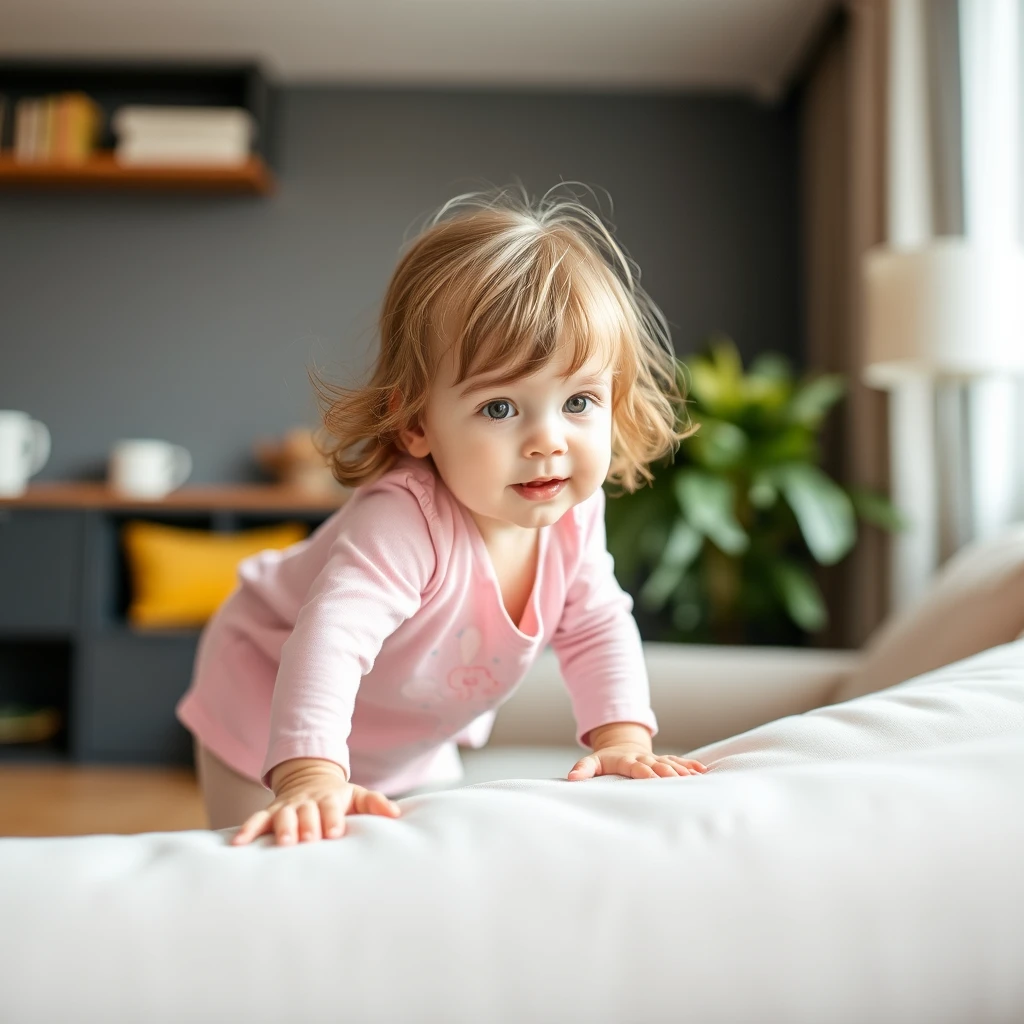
0 410 51 497
108 439 192 498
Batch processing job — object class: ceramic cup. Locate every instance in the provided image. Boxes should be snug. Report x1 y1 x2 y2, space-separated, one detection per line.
0 410 52 497
108 439 192 498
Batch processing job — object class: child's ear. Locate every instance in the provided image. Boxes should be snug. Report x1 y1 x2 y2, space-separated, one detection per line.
389 387 425 456
390 390 430 457
398 422 430 458
387 391 428 456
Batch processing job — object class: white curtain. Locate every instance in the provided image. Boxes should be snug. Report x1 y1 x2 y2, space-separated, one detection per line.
800 0 1023 642
879 0 1024 609
958 1 1024 548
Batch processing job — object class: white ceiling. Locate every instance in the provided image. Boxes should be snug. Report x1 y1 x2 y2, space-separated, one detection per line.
2 0 838 100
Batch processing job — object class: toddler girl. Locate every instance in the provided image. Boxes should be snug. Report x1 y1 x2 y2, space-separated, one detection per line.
175 184 708 847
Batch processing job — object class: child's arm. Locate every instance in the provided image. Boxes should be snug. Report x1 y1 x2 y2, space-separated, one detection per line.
230 479 438 846
550 488 707 781
270 757 348 787
550 487 658 744
258 479 438 791
585 721 654 752
247 479 436 831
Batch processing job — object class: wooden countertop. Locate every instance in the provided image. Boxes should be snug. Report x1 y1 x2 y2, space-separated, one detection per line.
0 482 351 512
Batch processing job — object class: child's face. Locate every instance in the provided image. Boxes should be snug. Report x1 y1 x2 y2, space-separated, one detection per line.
401 342 614 535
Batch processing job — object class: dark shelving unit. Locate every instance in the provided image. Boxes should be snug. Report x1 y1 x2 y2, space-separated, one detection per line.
0 489 337 766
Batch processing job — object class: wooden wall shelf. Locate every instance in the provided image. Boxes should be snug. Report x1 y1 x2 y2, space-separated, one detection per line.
0 481 348 512
0 58 276 196
0 153 274 194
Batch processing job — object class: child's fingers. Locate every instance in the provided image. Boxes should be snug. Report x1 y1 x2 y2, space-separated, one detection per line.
295 800 322 843
231 809 272 846
273 804 300 845
667 757 708 773
627 759 660 779
232 787 400 847
320 796 348 839
568 755 599 780
353 787 401 817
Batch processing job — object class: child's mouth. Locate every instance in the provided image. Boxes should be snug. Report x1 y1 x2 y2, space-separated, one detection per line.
512 477 567 501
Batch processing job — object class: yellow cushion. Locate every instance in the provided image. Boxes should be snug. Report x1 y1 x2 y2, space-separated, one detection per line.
121 520 309 628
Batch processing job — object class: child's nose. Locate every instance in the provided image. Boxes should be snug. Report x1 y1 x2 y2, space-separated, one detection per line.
522 417 568 458
520 428 569 456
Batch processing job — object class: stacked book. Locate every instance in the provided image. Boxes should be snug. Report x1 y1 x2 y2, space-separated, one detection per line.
111 105 256 166
1 92 104 162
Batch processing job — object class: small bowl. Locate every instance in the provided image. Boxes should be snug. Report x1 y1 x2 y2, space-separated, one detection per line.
0 704 62 745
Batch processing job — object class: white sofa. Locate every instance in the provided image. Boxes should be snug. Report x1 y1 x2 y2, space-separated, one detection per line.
3 528 1024 1024
452 642 860 788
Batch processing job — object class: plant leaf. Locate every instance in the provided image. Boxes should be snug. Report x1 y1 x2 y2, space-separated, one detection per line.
748 472 778 509
739 375 791 415
770 560 828 632
741 353 793 413
663 517 704 568
683 417 748 470
604 484 672 583
772 463 856 565
709 336 744 383
748 353 793 382
684 336 744 416
786 374 847 427
638 518 703 611
849 486 910 532
749 426 817 465
685 359 730 416
673 470 749 555
638 561 685 612
671 600 703 633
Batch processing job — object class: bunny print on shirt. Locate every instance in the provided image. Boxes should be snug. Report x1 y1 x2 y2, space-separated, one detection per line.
400 626 503 706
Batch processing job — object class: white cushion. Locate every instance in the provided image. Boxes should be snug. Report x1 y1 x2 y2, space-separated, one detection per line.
2 641 1022 1022
489 643 860 750
830 524 1024 703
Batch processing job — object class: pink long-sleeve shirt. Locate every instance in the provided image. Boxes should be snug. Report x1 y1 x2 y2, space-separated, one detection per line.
175 454 658 796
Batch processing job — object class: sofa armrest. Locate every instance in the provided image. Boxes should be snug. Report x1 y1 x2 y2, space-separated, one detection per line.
487 642 862 752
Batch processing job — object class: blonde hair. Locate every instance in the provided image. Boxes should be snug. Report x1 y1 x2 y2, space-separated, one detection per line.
310 183 693 492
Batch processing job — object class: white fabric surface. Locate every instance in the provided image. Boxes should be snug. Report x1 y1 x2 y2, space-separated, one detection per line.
831 523 1024 703
2 641 1023 1024
487 642 861 749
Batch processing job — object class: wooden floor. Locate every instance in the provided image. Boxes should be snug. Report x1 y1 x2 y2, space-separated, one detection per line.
0 766 208 836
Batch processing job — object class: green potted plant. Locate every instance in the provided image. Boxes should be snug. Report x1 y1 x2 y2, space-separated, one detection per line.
605 338 903 645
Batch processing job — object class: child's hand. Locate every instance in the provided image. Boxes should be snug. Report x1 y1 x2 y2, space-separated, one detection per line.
568 743 708 781
231 765 401 846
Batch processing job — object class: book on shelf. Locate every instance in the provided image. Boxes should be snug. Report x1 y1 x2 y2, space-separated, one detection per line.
115 138 251 166
112 105 255 166
7 92 104 163
0 95 261 171
112 105 256 140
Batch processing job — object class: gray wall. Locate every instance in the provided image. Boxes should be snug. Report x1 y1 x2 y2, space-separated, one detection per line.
0 86 800 483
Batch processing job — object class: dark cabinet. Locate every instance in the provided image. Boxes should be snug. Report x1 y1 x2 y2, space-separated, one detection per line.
0 509 81 632
74 630 200 764
0 494 331 765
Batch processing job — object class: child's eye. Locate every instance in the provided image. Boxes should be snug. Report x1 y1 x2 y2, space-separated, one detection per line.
481 400 515 420
564 394 592 414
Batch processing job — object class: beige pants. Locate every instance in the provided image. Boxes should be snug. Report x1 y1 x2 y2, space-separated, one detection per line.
192 740 274 831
